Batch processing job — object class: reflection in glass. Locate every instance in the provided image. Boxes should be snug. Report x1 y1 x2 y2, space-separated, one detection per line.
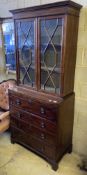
2 22 15 71
40 18 63 94
17 20 35 87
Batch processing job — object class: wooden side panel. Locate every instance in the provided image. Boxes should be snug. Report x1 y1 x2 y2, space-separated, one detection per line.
62 15 79 96
58 93 74 155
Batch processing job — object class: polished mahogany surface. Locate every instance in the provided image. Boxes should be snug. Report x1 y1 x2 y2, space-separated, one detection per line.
9 1 82 171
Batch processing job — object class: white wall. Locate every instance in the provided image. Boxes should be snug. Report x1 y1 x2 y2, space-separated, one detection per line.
0 24 5 71
0 0 86 17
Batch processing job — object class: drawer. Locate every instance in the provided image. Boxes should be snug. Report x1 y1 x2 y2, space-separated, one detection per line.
10 108 32 123
11 112 56 134
29 125 56 145
11 117 56 145
9 95 57 121
30 115 56 133
28 134 56 159
11 117 31 133
11 126 56 160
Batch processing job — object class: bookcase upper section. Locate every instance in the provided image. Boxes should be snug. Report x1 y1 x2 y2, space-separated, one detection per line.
10 1 82 97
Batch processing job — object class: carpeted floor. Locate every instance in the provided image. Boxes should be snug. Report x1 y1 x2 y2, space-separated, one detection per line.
0 132 86 175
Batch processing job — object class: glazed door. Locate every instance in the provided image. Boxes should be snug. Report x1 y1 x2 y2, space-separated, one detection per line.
39 16 64 94
16 19 36 87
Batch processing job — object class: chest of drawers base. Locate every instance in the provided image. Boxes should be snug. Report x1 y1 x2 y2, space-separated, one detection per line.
9 88 74 171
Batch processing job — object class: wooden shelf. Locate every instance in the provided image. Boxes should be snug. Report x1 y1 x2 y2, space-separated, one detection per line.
41 85 60 94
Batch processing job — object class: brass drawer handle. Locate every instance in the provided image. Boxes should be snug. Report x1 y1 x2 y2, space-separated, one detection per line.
40 107 45 114
41 122 45 128
41 133 45 139
16 99 21 105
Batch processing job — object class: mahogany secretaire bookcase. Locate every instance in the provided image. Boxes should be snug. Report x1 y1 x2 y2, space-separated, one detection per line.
9 1 82 170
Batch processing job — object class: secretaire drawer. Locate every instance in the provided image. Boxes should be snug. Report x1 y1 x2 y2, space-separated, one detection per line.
10 111 56 134
9 95 57 121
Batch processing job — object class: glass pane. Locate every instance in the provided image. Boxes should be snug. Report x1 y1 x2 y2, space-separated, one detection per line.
17 20 35 87
41 70 61 94
2 22 15 71
40 18 63 94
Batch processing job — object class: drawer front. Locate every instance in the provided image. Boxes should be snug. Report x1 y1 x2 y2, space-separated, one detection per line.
11 116 56 145
9 95 57 121
30 115 56 133
10 108 32 123
11 126 56 159
10 110 56 134
30 126 56 145
11 117 31 133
